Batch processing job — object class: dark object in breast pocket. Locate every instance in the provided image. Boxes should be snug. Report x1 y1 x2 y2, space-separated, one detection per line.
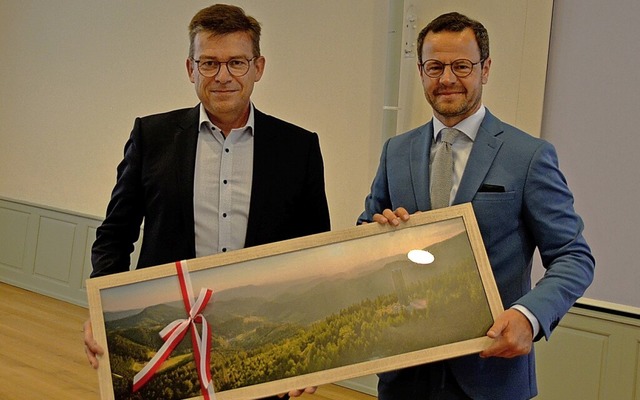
478 184 505 193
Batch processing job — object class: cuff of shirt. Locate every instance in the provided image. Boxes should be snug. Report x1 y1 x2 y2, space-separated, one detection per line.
511 304 540 339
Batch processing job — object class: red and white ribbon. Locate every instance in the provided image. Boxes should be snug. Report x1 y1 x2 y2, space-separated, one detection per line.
132 260 216 399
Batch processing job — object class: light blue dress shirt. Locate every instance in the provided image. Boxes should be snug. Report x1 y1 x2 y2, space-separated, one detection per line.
193 103 254 257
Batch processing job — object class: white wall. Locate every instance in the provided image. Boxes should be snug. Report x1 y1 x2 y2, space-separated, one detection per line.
0 0 389 231
23 1 639 311
536 0 640 309
0 0 554 230
395 0 552 138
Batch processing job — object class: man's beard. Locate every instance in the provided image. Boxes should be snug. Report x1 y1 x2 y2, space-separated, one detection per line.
428 88 481 119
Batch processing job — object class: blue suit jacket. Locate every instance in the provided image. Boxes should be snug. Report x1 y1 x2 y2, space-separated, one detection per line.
359 109 594 400
92 105 330 278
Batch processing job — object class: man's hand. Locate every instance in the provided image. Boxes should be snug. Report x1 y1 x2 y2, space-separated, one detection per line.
480 308 533 359
372 207 410 226
278 387 317 398
83 319 104 369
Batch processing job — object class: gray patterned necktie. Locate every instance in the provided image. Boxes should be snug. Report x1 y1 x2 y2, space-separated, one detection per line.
430 128 461 209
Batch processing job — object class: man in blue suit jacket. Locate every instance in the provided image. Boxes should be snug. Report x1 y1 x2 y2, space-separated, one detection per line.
358 12 594 400
84 5 328 399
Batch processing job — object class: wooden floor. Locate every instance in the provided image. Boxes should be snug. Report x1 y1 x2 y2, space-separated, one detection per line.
0 282 375 400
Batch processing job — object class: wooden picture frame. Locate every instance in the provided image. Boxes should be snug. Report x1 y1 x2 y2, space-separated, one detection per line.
87 203 503 400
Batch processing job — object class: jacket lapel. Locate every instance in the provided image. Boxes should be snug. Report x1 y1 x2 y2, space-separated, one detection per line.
454 110 503 204
173 105 200 252
411 123 434 211
245 108 269 246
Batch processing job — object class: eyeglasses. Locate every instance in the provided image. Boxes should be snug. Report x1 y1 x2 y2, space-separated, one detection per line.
419 58 485 78
191 56 257 77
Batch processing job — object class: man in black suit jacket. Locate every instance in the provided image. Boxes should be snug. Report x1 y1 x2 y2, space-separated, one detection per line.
89 106 330 277
84 5 329 399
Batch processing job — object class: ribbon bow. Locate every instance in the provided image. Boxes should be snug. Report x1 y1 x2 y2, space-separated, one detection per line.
132 260 216 399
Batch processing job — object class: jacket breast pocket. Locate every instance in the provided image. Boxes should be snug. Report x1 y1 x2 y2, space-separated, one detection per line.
471 190 520 248
473 191 516 202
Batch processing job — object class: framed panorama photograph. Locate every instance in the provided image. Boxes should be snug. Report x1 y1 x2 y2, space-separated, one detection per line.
86 203 503 400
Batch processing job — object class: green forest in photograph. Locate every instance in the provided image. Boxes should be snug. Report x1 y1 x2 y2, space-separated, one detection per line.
105 232 492 400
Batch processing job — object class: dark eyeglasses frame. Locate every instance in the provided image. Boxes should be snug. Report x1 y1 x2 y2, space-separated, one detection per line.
419 58 486 78
191 56 258 77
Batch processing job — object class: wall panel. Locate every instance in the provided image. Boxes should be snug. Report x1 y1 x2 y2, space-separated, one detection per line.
536 307 640 400
0 198 100 305
0 207 30 269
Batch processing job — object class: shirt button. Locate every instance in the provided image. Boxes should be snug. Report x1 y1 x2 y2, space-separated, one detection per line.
222 248 227 252
222 213 227 218
223 179 228 184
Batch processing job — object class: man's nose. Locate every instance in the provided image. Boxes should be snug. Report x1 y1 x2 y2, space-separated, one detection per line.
439 64 458 83
215 63 233 82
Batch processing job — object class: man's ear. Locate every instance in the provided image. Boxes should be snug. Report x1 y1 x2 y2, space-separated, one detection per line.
253 55 266 82
186 58 196 83
481 57 491 84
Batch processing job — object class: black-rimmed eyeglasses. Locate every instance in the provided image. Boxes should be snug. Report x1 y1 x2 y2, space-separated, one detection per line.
419 58 485 78
191 56 258 77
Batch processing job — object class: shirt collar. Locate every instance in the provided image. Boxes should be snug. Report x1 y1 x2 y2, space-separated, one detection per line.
198 103 255 136
432 105 486 142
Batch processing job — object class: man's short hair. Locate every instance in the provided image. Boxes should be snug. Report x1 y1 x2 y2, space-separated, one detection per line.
188 4 262 58
417 12 489 64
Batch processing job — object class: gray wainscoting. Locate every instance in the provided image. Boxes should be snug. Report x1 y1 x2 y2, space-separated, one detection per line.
0 197 140 306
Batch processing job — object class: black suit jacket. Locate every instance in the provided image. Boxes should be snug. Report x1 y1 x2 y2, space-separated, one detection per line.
91 105 330 277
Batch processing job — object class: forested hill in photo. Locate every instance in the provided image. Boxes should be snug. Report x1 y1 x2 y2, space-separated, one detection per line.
103 231 494 399
104 231 474 329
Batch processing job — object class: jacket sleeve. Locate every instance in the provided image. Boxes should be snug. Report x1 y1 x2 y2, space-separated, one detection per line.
90 118 145 277
516 141 595 339
358 138 393 224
